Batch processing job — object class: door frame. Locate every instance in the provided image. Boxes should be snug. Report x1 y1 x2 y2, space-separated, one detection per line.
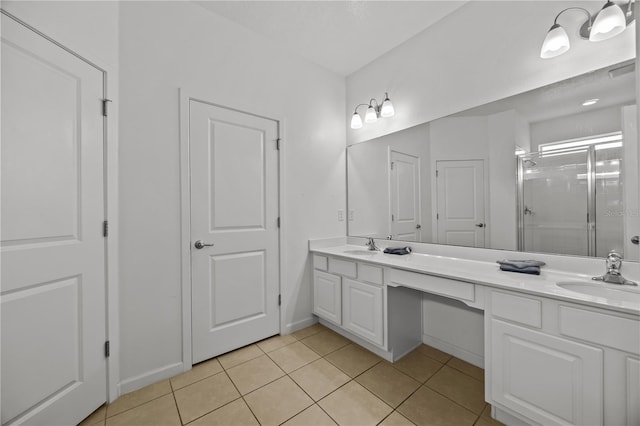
178 89 283 372
1 9 120 404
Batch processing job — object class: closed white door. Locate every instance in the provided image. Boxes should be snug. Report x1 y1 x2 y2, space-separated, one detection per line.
190 100 280 364
436 160 485 247
1 13 106 425
390 151 421 241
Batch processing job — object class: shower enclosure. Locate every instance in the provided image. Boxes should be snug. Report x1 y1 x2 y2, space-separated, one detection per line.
517 136 624 257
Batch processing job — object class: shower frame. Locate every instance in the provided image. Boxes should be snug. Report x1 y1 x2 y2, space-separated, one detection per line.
516 147 598 256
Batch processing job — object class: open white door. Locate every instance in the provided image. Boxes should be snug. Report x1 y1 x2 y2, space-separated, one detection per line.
390 151 421 241
436 160 486 247
1 12 107 425
189 100 280 364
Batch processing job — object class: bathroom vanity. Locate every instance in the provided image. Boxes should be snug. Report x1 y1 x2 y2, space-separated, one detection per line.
309 238 640 426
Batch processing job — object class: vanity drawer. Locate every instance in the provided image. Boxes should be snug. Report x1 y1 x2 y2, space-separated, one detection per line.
328 257 357 278
559 306 640 354
390 269 474 302
313 255 328 271
491 291 542 329
358 263 383 285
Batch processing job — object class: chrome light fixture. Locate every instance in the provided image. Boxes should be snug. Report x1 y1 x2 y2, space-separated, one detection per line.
350 92 395 129
540 0 634 59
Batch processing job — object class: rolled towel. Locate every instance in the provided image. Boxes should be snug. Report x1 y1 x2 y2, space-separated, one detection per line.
499 264 541 275
383 246 412 255
496 259 546 269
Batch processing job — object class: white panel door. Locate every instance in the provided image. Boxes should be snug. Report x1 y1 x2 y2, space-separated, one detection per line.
491 320 603 426
1 13 106 426
436 160 485 247
390 151 421 241
190 100 279 363
342 278 383 346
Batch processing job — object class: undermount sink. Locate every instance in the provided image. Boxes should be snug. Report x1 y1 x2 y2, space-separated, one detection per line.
342 249 379 256
557 281 640 303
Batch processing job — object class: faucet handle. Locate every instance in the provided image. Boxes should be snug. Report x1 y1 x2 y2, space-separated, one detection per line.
606 250 622 270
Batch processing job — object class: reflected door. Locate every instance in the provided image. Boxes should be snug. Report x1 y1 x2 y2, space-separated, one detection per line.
1 13 106 425
189 100 280 364
436 160 486 247
390 151 421 241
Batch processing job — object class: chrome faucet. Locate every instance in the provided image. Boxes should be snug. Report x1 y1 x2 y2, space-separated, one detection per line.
365 237 380 251
592 251 637 286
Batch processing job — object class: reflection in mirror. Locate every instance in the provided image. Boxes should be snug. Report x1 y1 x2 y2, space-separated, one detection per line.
347 60 638 259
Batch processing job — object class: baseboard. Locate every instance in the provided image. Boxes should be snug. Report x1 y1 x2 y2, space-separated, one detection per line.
284 316 317 334
422 334 484 368
117 362 184 397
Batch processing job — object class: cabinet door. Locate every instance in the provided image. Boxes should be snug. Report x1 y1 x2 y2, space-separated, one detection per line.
490 319 603 426
342 278 383 346
313 271 341 325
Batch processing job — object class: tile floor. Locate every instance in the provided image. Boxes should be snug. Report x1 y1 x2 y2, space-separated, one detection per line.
80 324 504 426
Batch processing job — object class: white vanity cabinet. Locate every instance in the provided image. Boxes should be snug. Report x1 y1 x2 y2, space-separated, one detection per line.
313 270 342 325
486 289 640 426
342 275 384 346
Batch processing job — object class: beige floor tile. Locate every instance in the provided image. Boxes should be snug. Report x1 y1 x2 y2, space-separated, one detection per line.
226 354 285 394
188 398 259 426
426 365 485 414
414 345 452 364
268 341 320 373
289 358 350 401
387 351 443 383
217 344 264 370
355 363 421 408
244 376 313 425
257 334 298 353
291 323 326 340
79 404 106 426
106 394 180 426
301 330 351 356
379 411 416 426
282 404 337 426
107 380 172 417
324 344 382 378
397 386 477 426
171 358 223 390
318 381 392 426
174 372 240 423
447 357 485 382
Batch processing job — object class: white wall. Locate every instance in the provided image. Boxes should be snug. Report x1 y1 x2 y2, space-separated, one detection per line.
117 1 345 390
346 1 636 145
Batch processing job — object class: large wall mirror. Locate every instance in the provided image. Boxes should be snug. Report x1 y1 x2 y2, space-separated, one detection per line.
347 59 639 260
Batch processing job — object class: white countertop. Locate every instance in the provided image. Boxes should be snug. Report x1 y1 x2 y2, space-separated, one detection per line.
310 244 640 315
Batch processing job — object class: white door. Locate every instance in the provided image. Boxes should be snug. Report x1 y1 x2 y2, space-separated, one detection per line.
1 13 106 426
190 100 280 364
390 151 421 241
436 160 485 247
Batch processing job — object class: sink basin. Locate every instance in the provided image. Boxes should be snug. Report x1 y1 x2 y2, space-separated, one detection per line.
557 281 640 303
342 249 379 256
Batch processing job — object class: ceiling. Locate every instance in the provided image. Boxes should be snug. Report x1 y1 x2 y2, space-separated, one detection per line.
196 1 468 76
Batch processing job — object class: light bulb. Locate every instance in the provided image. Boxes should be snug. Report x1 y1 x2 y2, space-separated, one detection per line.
540 23 570 58
364 105 378 123
590 1 626 41
380 96 395 118
350 112 363 129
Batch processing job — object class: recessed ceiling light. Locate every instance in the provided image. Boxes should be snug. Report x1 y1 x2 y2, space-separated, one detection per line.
582 98 599 106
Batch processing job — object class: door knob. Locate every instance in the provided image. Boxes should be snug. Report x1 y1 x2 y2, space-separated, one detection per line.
475 223 485 228
632 236 639 245
416 224 422 229
194 240 214 249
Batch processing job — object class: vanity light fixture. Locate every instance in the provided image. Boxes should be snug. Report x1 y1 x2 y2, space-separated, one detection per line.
540 0 635 59
350 92 395 129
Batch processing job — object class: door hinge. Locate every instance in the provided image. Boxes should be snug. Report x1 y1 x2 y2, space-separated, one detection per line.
391 214 395 221
277 217 281 228
103 220 109 237
390 162 394 170
276 138 281 150
102 99 112 117
105 341 110 358
436 170 439 178
437 213 439 220
278 294 281 306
